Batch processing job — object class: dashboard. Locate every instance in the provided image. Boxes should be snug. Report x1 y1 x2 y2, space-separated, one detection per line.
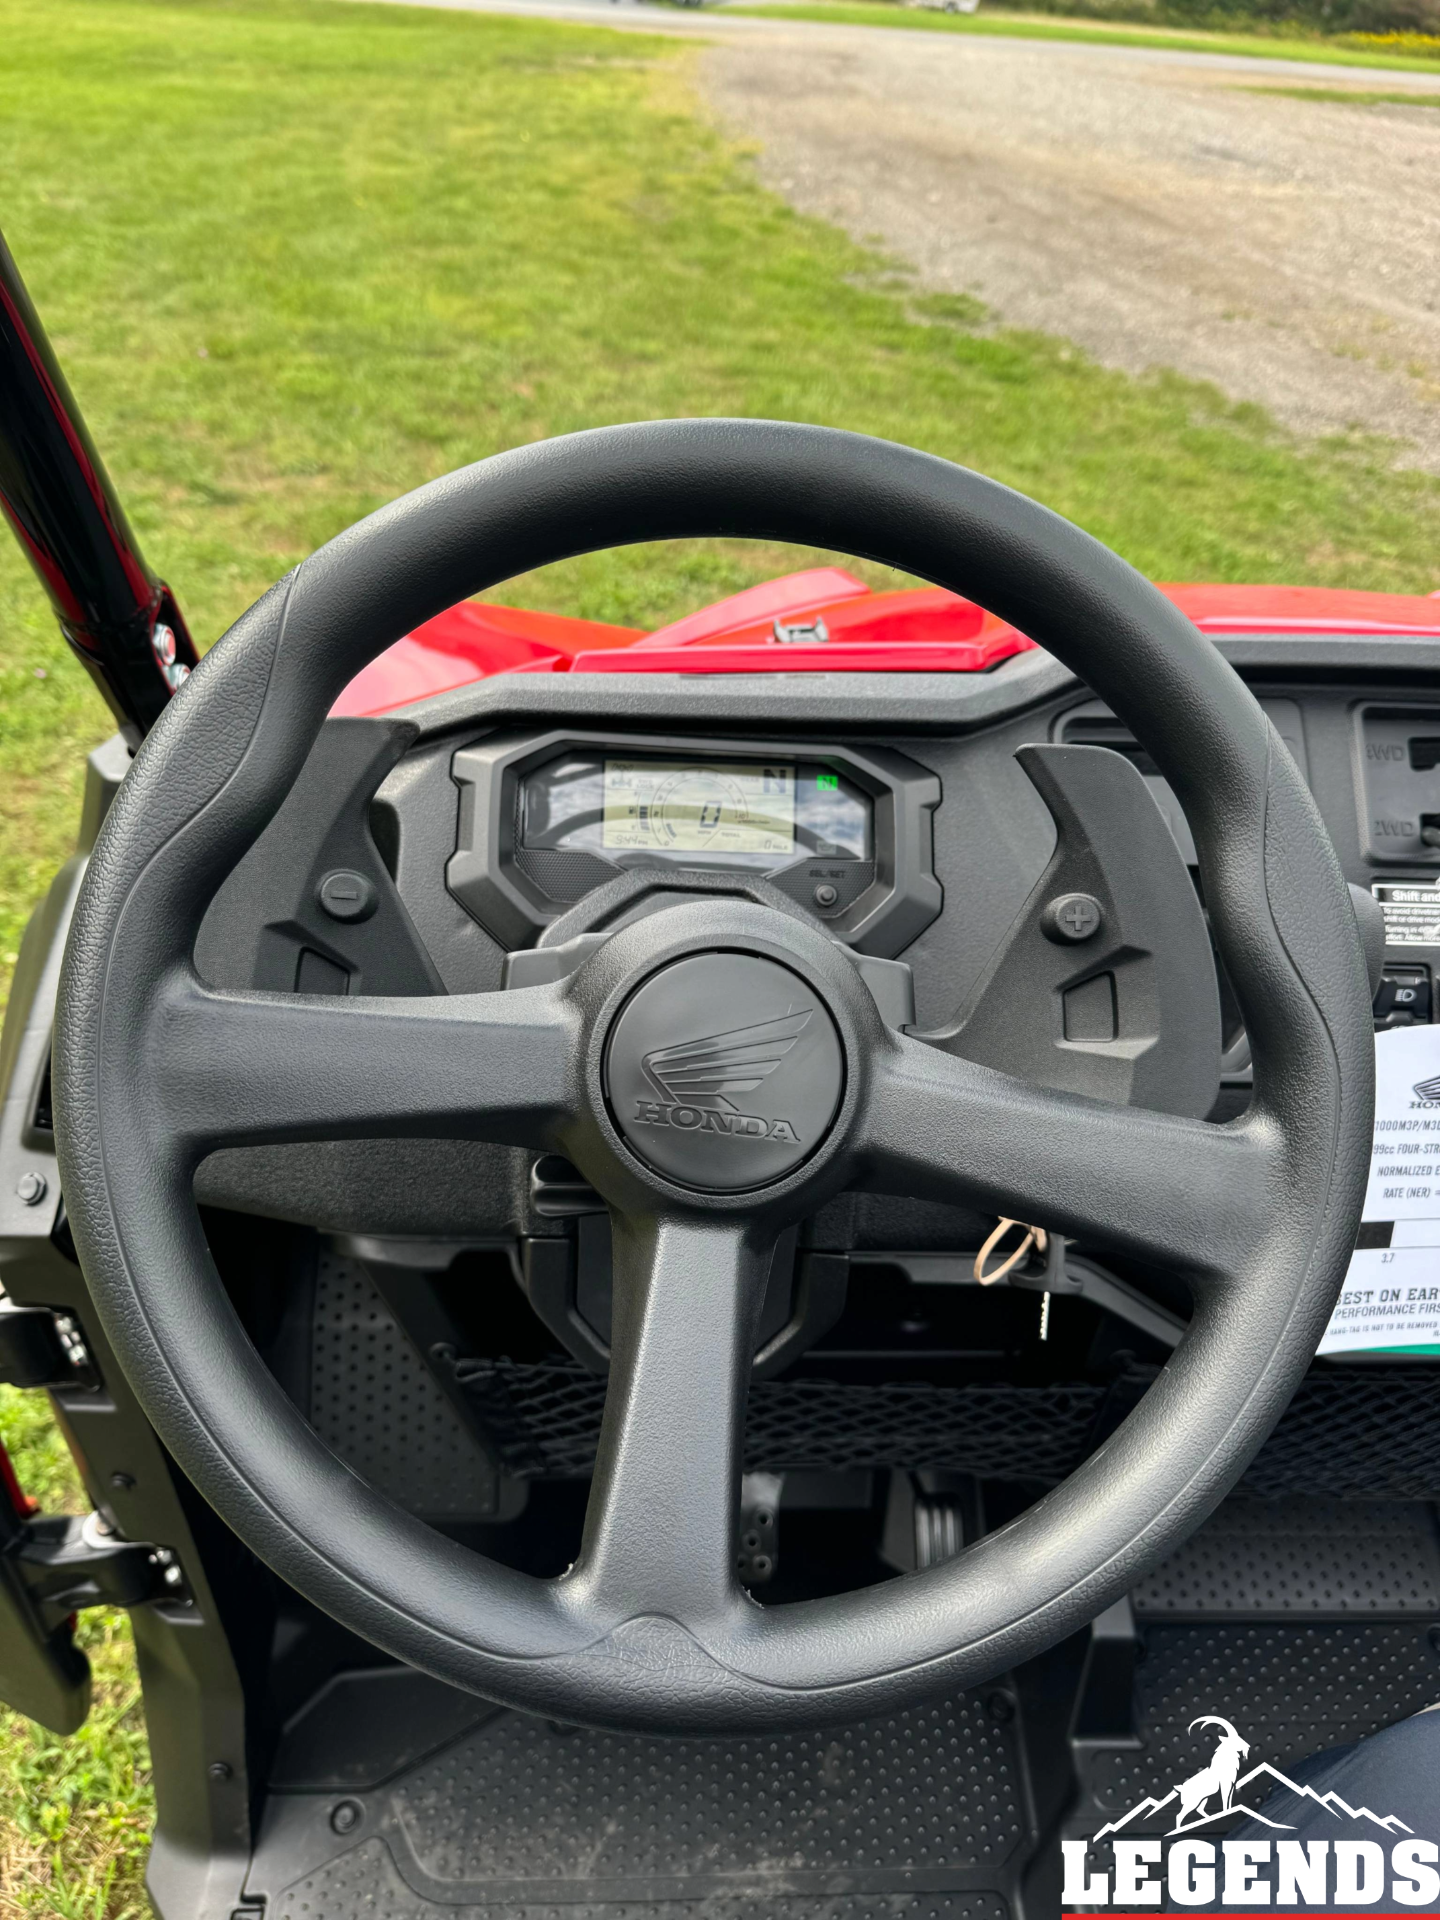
192 637 1440 1097
180 637 1440 1380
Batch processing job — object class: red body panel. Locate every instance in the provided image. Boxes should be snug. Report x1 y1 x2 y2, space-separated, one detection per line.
331 571 1440 717
574 581 1034 675
329 599 644 717
1158 582 1440 636
629 567 873 648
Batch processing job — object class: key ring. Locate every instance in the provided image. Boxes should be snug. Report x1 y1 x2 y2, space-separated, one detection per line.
973 1217 1049 1286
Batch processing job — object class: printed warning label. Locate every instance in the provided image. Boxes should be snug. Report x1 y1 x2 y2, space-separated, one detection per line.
1373 881 1440 947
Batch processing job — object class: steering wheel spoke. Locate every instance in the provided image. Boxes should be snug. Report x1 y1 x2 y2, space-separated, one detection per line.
856 1033 1281 1285
147 969 579 1154
568 1213 774 1629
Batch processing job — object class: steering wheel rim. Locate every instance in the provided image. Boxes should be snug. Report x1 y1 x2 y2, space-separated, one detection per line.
52 419 1373 1731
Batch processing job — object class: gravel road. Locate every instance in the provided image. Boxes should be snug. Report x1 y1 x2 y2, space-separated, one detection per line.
701 18 1440 466
370 0 1440 467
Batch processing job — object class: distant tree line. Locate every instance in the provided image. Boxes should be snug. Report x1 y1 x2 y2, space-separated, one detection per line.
984 0 1439 40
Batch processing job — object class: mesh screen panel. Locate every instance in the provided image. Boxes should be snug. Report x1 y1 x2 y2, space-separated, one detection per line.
1241 1369 1440 1498
453 1357 1440 1495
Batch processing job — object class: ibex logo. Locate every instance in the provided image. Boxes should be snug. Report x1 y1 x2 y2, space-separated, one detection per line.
1173 1716 1253 1828
632 1009 811 1144
1062 1715 1433 1910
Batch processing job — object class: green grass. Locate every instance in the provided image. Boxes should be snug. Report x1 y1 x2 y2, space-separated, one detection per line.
2 0 1438 1015
722 0 1440 68
0 1393 153 1919
1 0 1440 1905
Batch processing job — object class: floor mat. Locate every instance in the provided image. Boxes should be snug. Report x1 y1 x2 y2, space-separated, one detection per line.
271 1840 1011 1920
249 1505 1440 1919
255 1687 1036 1920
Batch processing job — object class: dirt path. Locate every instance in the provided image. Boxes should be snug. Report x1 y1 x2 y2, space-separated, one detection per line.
700 21 1440 467
368 0 1440 467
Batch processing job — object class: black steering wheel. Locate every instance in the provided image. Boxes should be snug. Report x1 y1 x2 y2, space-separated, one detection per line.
53 421 1373 1732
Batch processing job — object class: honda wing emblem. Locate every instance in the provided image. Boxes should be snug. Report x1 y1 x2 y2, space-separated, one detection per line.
642 1009 812 1111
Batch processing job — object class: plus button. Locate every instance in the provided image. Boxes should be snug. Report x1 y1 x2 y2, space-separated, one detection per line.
1044 892 1103 944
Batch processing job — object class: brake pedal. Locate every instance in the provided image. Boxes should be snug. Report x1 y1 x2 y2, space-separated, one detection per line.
914 1496 965 1569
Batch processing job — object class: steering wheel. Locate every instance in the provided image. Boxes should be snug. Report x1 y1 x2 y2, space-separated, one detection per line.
53 421 1373 1732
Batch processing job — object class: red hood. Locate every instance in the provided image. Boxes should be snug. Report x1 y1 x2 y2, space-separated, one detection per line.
331 568 1440 719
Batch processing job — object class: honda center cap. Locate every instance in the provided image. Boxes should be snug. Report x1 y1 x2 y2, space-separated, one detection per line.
603 952 845 1192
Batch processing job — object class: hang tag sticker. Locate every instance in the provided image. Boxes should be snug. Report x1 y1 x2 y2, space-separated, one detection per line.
1319 1023 1440 1357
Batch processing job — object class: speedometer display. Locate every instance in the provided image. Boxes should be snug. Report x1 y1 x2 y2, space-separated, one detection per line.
602 760 795 856
458 736 932 955
518 749 870 874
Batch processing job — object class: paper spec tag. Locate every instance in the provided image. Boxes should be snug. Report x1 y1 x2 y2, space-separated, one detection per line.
1320 1022 1440 1356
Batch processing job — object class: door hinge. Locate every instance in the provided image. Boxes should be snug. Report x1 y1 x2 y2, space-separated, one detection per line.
8 1512 179 1620
0 1301 100 1391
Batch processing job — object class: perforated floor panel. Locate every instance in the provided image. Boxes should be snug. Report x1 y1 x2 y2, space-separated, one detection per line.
251 1680 1036 1920
308 1254 495 1519
1132 1499 1440 1618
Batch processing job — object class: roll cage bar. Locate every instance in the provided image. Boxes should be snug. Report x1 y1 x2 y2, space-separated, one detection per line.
0 231 197 744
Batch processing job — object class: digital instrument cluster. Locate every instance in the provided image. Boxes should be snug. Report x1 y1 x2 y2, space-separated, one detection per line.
521 755 871 869
446 729 943 959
